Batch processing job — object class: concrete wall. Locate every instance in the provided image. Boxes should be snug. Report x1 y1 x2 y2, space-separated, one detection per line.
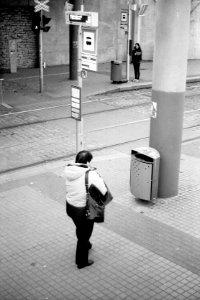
189 0 200 58
0 0 199 69
141 0 200 60
43 0 128 65
43 0 69 65
140 0 156 60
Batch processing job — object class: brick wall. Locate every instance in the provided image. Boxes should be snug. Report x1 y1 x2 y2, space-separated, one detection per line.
0 6 39 70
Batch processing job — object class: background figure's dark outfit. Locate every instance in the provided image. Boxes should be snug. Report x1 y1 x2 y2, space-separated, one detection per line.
132 47 142 80
66 202 94 267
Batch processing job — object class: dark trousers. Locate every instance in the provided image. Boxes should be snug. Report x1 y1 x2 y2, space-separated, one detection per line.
66 202 94 266
133 63 140 79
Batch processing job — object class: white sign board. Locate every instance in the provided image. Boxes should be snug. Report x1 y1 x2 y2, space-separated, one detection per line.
81 54 97 72
121 11 128 23
65 11 98 27
120 9 128 30
71 85 81 120
83 31 95 52
82 28 97 55
151 101 157 118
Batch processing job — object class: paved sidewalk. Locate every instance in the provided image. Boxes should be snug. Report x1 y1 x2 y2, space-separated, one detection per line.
0 60 200 299
1 60 200 110
0 143 200 299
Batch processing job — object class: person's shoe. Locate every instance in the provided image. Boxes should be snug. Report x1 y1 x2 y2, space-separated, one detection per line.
77 260 94 269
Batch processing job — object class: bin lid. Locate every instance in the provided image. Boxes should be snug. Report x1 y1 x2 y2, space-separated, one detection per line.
113 60 122 64
132 147 160 159
135 153 153 163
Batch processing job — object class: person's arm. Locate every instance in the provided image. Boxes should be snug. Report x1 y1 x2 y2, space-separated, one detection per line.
89 170 107 196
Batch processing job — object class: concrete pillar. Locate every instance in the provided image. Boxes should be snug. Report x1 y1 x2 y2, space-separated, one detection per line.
149 0 191 198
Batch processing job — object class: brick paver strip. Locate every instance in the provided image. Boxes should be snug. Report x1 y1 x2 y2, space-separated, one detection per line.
1 185 200 300
103 200 200 276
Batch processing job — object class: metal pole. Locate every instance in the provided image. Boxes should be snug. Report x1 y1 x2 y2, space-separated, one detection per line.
137 16 141 43
126 2 131 81
136 0 141 43
0 79 4 105
69 0 82 80
39 10 44 93
76 5 84 152
131 1 137 47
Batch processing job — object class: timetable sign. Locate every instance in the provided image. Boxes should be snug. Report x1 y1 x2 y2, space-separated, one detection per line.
71 85 81 121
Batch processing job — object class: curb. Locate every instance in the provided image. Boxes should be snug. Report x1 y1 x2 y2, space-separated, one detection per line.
94 76 200 96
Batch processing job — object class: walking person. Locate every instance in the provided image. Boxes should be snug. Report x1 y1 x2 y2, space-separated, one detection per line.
132 43 142 82
64 150 107 269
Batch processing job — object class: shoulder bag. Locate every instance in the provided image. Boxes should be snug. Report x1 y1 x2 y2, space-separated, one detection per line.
85 169 113 223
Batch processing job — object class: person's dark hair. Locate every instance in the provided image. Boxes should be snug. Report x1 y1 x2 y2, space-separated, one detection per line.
134 43 142 51
75 150 93 164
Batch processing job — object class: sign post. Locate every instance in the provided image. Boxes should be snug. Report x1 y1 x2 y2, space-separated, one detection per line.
34 0 50 93
77 23 83 152
120 5 132 82
127 3 131 82
65 8 98 152
0 79 4 105
39 10 44 93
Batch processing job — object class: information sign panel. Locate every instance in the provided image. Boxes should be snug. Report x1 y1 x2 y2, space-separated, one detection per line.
71 85 81 120
65 11 98 27
81 54 97 72
82 28 97 55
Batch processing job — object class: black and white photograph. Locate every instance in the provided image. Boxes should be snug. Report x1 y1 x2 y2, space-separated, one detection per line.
1 0 200 299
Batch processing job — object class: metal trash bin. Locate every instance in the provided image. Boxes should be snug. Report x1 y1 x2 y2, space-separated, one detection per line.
110 60 122 83
130 147 160 201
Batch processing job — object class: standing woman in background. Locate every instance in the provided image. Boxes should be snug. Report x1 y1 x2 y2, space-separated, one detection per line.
132 43 142 82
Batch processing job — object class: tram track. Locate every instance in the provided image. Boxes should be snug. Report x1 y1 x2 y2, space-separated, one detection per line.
0 100 151 130
1 99 199 134
0 126 200 176
0 94 199 131
0 84 200 175
0 81 199 130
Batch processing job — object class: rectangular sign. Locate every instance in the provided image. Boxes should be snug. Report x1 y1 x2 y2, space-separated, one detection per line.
65 11 98 27
82 28 97 55
120 9 128 30
121 10 128 23
81 54 97 72
71 85 81 121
